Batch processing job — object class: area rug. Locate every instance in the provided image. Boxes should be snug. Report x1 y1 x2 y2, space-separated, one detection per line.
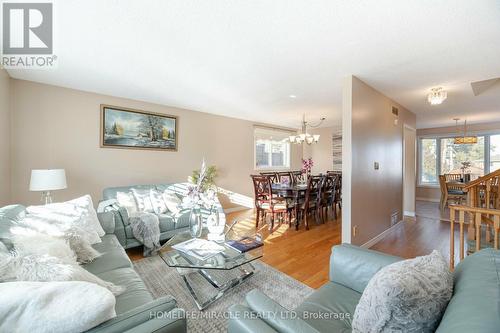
134 256 314 332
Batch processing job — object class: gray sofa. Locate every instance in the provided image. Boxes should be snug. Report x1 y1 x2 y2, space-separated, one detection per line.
228 244 500 333
0 204 186 333
101 183 224 249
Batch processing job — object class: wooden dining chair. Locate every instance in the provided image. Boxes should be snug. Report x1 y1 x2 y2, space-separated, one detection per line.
328 172 342 217
277 171 293 184
250 175 290 231
291 171 306 185
259 172 279 184
320 175 337 222
439 175 466 212
297 175 324 230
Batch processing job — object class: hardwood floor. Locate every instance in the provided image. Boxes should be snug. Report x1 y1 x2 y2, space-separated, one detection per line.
127 201 457 290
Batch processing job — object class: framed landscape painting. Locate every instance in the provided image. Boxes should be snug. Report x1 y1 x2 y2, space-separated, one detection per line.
101 105 178 151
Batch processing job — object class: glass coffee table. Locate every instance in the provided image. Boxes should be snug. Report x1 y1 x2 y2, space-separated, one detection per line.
158 225 263 310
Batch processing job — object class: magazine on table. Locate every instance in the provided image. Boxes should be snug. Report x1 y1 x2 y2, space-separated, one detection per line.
172 238 225 261
226 236 263 253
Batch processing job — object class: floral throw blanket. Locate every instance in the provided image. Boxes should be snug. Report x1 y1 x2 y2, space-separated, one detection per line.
128 212 161 256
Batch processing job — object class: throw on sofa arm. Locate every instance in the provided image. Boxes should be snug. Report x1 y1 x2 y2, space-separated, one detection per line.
228 289 320 333
329 244 401 293
86 296 185 333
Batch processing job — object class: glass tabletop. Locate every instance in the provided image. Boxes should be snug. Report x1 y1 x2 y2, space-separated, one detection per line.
158 225 263 270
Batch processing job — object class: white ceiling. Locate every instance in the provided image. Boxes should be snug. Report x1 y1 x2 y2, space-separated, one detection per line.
6 0 500 129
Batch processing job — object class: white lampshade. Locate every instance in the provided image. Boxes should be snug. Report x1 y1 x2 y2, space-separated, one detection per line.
29 169 67 192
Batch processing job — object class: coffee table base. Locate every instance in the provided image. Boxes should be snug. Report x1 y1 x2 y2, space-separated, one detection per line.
180 263 255 310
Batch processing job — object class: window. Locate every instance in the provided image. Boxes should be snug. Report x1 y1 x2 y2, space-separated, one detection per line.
420 138 438 185
254 127 291 170
490 134 500 172
418 133 499 186
440 136 484 179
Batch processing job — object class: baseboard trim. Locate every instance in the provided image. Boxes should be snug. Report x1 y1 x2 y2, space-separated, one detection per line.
361 220 404 249
416 197 440 203
223 206 250 214
404 210 416 217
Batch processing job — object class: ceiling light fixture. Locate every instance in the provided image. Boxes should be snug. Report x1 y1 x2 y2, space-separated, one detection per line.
453 118 477 144
427 87 447 105
289 94 297 99
289 114 325 145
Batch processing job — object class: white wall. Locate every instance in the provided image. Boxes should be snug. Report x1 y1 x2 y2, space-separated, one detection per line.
0 69 10 206
9 79 303 207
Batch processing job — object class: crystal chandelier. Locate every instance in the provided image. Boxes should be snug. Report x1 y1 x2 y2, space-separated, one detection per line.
427 87 447 105
453 118 477 144
288 114 325 145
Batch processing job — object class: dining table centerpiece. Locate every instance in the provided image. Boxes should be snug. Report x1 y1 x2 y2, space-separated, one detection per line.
302 157 314 179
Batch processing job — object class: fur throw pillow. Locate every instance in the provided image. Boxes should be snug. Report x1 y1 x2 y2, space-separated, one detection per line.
2 253 124 296
12 233 76 263
11 230 101 264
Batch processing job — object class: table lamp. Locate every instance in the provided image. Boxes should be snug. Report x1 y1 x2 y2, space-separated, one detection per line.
29 169 67 204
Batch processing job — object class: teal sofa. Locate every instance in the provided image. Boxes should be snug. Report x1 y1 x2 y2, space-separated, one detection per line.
0 204 187 333
101 183 224 249
228 244 500 333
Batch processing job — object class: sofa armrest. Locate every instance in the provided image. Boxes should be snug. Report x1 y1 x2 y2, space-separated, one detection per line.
97 211 116 234
122 309 186 333
244 290 320 333
228 304 279 333
86 296 180 333
329 244 401 293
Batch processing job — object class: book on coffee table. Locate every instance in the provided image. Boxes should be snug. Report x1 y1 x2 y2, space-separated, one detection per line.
226 236 263 253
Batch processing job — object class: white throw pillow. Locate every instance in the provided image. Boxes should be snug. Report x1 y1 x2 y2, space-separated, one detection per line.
116 191 138 215
132 189 155 213
150 189 168 214
0 281 116 333
18 213 100 245
162 192 182 215
352 250 453 333
26 195 104 244
68 195 105 237
6 253 125 295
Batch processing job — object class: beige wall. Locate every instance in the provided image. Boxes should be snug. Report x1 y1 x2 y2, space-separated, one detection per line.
10 79 302 207
302 126 339 174
345 76 416 246
416 121 500 202
0 69 10 206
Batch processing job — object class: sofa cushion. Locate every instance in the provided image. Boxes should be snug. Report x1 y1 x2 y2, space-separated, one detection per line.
436 248 500 333
157 214 176 232
97 268 154 315
296 282 360 332
83 236 132 275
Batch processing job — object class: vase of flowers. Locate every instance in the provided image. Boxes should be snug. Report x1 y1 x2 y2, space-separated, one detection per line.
302 158 314 179
186 159 219 238
188 205 203 238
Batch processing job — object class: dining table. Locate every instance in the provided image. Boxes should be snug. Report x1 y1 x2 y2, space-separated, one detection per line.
271 183 308 230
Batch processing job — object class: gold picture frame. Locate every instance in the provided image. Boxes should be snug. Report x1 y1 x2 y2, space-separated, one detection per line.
100 104 178 151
